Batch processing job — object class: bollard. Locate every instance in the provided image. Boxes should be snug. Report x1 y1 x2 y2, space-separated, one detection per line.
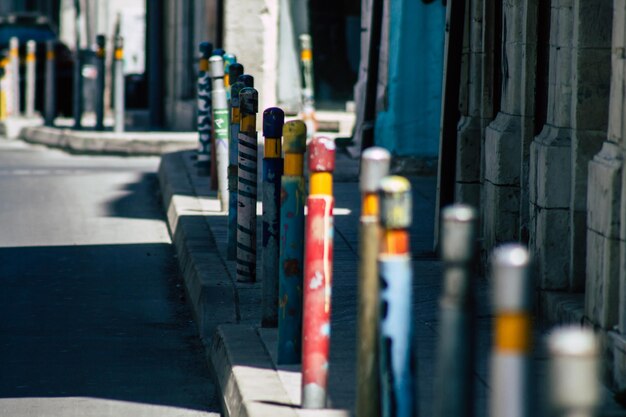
94 35 106 130
489 244 532 417
301 136 336 409
261 107 285 328
113 36 125 133
227 62 243 102
299 34 317 136
44 40 56 126
434 204 478 417
9 37 19 117
209 49 226 188
227 74 254 260
223 53 237 89
378 176 415 417
277 120 307 364
236 87 259 283
547 327 599 417
25 40 36 118
0 51 8 121
197 42 213 174
72 45 83 128
355 147 390 417
210 55 230 211
212 48 225 57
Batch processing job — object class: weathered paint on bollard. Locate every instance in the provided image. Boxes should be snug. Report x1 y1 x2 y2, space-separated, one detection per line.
95 35 106 131
227 63 243 102
299 34 317 136
434 204 478 417
489 244 532 417
113 36 125 133
197 42 213 173
223 54 237 89
0 51 8 121
547 327 599 417
378 176 414 417
277 120 307 364
210 55 230 212
356 147 390 417
25 40 36 118
227 74 253 260
261 107 285 328
209 49 225 188
236 88 259 283
301 136 336 409
9 37 19 117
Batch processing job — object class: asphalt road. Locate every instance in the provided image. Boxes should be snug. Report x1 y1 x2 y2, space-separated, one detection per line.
0 140 220 416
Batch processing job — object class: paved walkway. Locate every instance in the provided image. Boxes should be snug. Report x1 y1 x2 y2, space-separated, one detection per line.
159 148 625 417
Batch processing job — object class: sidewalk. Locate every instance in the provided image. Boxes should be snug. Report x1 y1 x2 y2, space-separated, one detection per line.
157 149 626 417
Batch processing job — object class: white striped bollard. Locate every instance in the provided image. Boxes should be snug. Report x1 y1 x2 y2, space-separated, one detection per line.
210 54 230 211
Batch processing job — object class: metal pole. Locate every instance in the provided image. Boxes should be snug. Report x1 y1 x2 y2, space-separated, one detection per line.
197 42 213 174
489 244 532 417
378 176 415 417
10 37 19 117
434 204 478 417
547 327 599 417
25 40 36 118
261 107 285 328
94 34 106 130
227 62 243 102
355 146 390 417
228 74 253 260
277 120 307 364
223 53 237 92
113 35 125 133
210 55 230 211
210 49 225 191
301 136 336 409
299 34 317 136
0 52 8 121
236 87 259 283
44 40 56 126
72 48 83 129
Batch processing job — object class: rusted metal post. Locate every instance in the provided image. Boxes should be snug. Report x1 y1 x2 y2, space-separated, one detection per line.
299 34 317 136
197 42 213 174
378 176 415 417
277 120 307 364
227 74 254 260
356 147 390 417
210 54 230 211
301 136 336 409
434 204 478 417
489 244 532 417
547 327 599 417
25 40 36 118
261 107 285 328
95 34 106 130
236 87 259 283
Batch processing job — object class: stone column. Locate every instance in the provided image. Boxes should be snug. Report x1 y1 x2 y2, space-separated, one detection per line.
528 0 574 290
570 0 612 292
483 1 536 252
455 0 483 209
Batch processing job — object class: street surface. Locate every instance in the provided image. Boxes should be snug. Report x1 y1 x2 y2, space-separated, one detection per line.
0 140 220 416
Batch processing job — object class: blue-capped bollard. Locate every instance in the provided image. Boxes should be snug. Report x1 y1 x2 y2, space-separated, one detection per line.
261 107 285 328
277 120 307 364
378 176 415 417
197 42 213 174
236 87 259 283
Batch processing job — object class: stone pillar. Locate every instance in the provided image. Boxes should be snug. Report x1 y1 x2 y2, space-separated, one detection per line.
455 0 483 209
528 0 574 290
483 1 536 252
570 0 612 292
585 0 623 330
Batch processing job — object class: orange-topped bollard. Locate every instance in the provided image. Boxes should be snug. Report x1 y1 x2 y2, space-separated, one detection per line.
489 244 532 417
236 87 259 283
378 176 415 417
301 136 336 409
356 147 390 417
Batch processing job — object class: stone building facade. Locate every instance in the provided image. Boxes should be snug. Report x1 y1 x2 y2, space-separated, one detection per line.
451 0 626 389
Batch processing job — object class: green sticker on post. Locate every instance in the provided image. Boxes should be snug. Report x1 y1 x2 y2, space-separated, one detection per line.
213 108 230 142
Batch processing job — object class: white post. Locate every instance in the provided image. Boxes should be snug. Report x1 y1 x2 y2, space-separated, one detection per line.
9 37 20 117
25 40 36 118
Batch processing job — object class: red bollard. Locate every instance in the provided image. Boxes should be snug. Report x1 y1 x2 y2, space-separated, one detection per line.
301 136 336 409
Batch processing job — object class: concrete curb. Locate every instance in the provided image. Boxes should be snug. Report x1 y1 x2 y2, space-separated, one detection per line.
20 125 197 156
158 150 351 417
